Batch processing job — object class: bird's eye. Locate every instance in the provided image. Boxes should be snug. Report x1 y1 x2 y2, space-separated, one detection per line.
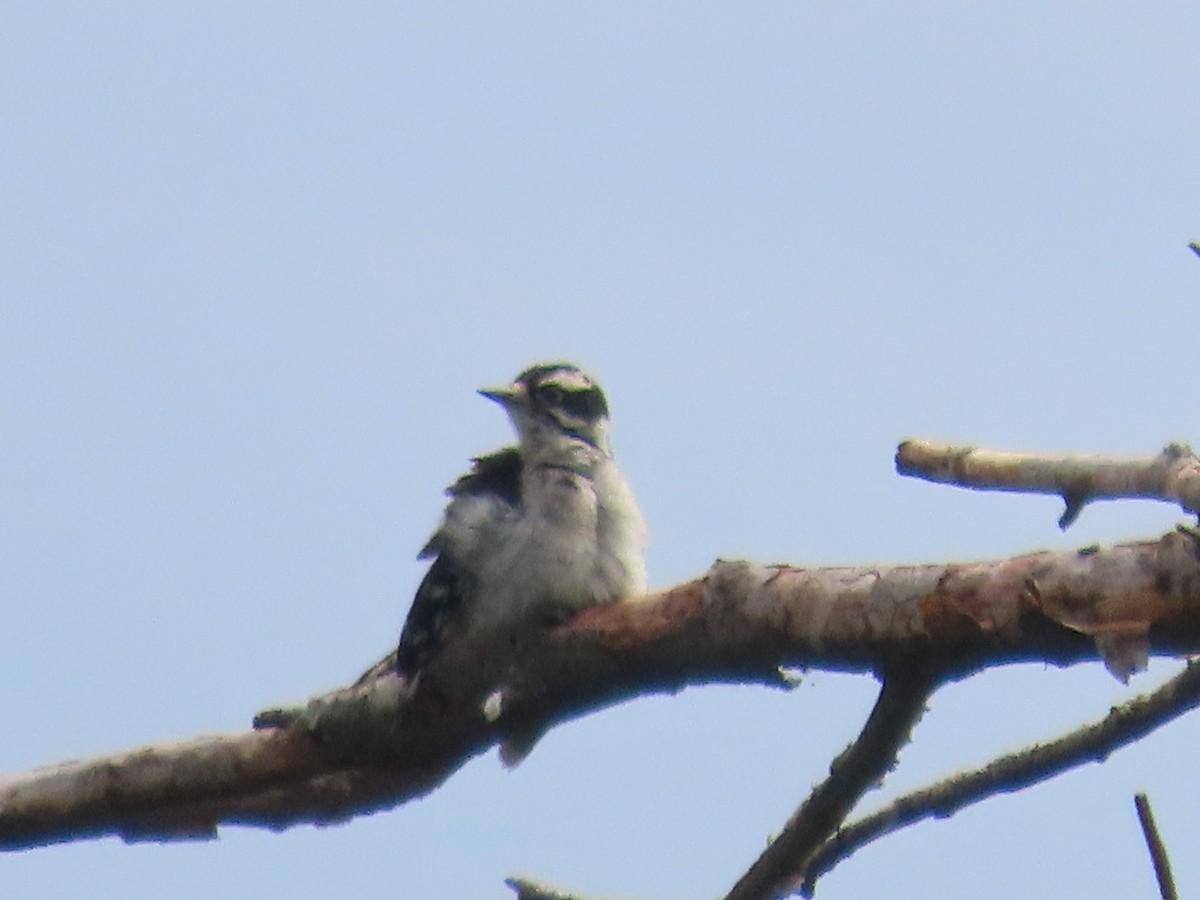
538 384 565 405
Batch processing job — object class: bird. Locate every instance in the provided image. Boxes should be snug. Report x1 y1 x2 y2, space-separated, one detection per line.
395 362 648 686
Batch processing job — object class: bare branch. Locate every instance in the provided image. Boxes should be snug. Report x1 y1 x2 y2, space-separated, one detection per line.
6 531 1200 850
723 665 936 900
1135 793 1178 900
799 661 1200 895
896 441 1200 527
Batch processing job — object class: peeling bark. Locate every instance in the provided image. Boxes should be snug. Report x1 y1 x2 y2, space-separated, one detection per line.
5 530 1200 851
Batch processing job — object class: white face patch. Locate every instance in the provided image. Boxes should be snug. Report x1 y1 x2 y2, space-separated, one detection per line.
538 369 595 395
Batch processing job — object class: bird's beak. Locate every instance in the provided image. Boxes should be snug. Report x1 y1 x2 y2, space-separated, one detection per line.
478 383 524 407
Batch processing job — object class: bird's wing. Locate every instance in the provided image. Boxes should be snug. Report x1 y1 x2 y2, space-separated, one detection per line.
395 554 475 678
397 448 523 679
418 447 523 557
448 447 523 505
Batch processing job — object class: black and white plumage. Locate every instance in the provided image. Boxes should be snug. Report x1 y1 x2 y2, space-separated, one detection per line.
395 363 647 682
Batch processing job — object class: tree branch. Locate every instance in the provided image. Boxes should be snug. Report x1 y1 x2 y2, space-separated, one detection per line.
896 441 1200 527
6 529 1200 851
1135 793 1178 900
799 661 1200 895
723 665 937 900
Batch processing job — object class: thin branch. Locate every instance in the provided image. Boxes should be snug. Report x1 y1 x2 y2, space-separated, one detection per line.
896 441 1200 527
723 665 937 900
799 661 1200 895
1134 793 1178 900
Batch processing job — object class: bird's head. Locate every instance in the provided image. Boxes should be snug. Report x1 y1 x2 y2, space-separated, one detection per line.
479 362 613 459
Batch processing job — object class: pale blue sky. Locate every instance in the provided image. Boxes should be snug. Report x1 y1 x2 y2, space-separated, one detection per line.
3 4 1200 898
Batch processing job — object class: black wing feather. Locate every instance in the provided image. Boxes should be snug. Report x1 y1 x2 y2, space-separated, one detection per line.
396 554 475 678
449 448 523 504
397 447 523 678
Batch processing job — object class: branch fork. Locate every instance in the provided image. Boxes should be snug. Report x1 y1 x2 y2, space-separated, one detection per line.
6 440 1200 900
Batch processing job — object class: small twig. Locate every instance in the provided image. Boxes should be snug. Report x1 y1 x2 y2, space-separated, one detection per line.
505 877 599 900
896 440 1200 528
1134 793 1178 900
723 664 938 900
800 661 1200 895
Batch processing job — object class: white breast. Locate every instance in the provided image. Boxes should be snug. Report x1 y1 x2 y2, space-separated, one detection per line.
470 460 647 630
